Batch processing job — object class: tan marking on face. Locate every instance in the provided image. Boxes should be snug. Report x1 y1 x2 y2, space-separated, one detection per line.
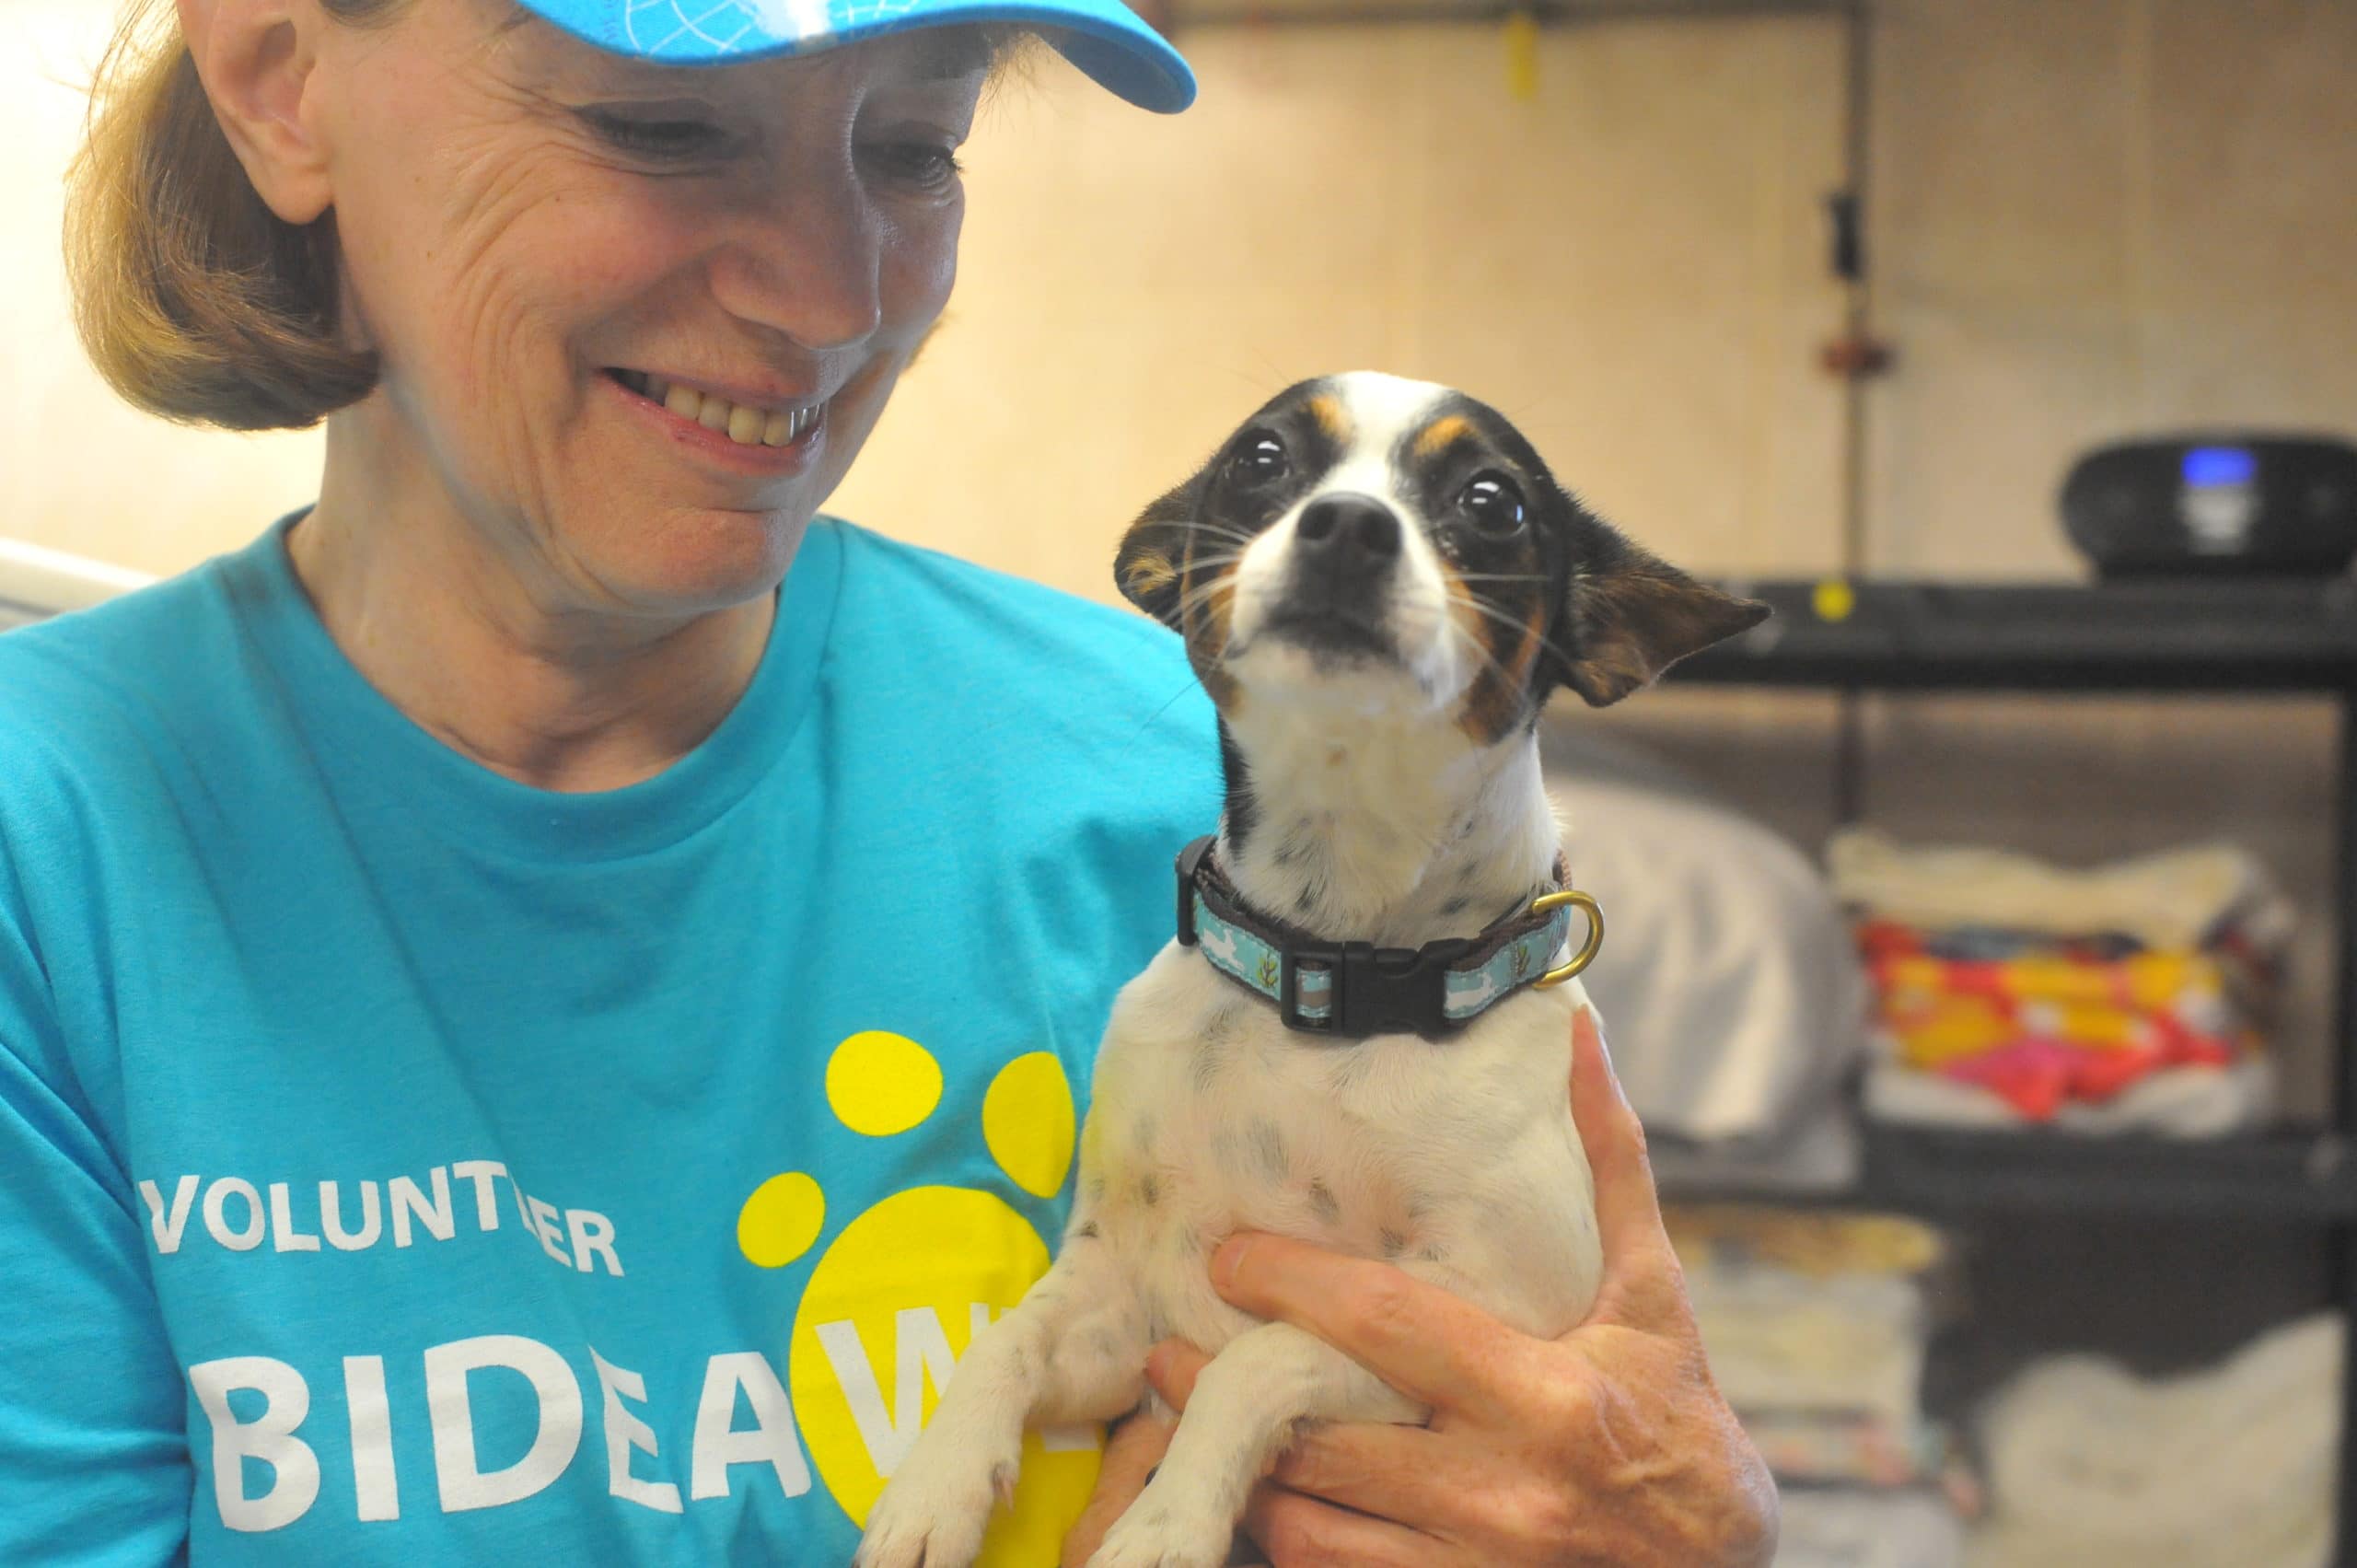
1453 565 1550 744
1121 552 1178 598
1306 394 1352 445
1180 553 1243 710
1413 414 1475 460
1440 558 1489 660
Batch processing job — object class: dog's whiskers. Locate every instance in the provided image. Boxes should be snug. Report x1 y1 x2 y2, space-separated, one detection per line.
1447 589 1580 675
1174 564 1247 619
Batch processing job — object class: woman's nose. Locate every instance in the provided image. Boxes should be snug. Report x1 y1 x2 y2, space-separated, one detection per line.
706 171 888 354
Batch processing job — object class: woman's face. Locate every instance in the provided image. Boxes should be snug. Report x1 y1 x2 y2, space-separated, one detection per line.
316 0 990 616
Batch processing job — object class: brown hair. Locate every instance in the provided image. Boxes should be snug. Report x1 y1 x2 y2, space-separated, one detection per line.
64 0 405 433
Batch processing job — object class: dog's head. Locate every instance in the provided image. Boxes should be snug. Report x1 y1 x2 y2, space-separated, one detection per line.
1116 372 1768 741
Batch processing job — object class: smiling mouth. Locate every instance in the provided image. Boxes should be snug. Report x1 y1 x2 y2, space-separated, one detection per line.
608 369 822 449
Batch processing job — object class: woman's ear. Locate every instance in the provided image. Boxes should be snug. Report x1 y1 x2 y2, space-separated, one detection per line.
1550 504 1770 706
1112 469 1210 629
178 0 335 226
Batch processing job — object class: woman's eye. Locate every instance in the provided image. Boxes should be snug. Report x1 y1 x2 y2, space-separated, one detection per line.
1228 434 1289 485
867 143 965 192
1460 472 1526 535
580 110 731 163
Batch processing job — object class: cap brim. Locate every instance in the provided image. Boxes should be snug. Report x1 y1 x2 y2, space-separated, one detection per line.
517 0 1196 113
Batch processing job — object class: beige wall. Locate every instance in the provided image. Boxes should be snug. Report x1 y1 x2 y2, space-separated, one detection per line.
833 14 1850 598
1865 0 2357 577
8 2 2351 589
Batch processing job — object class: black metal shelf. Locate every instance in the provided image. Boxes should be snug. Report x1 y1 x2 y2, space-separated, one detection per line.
1661 571 2357 1563
1666 1128 2357 1221
1675 576 2357 691
1859 1126 2357 1219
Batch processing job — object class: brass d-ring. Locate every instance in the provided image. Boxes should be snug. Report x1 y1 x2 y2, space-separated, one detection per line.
1528 889 1604 988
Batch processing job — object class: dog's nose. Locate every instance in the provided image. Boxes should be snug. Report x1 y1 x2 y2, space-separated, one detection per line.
1295 494 1401 569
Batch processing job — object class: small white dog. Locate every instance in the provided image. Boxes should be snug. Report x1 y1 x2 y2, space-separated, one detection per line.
858 372 1766 1568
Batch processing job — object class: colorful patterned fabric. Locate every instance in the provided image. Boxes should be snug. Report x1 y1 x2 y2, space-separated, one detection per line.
1855 917 2278 1122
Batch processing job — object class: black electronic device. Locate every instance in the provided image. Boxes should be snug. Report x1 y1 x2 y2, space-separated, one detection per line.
2061 435 2357 577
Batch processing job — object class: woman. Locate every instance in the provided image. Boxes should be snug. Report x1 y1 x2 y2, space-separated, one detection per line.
0 0 1775 1562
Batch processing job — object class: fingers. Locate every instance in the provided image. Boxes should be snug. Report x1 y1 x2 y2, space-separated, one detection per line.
1568 1005 1686 1328
1144 1339 1211 1409
1152 1342 1481 1531
1060 1409 1177 1568
1266 1419 1452 1516
1242 1481 1454 1567
1208 1234 1527 1422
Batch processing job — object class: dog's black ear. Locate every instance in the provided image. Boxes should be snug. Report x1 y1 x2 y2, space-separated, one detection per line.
1550 504 1770 706
1113 469 1208 629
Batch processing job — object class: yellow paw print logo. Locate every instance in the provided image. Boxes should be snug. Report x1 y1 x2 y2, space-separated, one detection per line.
735 1030 1100 1563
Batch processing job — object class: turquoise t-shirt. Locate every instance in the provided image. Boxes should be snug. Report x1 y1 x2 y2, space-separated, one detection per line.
0 517 1218 1566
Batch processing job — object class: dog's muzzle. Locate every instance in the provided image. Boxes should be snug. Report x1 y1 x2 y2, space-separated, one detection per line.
1263 493 1402 656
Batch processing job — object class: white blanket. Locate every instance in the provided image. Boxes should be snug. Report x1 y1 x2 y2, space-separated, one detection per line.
1966 1314 2340 1568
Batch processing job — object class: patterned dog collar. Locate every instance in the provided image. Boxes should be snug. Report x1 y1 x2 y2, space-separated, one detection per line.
1173 836 1603 1041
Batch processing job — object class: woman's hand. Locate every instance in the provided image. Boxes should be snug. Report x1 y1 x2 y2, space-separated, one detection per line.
1060 1405 1177 1567
1072 1006 1777 1567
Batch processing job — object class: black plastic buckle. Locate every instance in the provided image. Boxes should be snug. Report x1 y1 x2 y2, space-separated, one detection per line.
1282 935 1475 1040
1175 835 1217 947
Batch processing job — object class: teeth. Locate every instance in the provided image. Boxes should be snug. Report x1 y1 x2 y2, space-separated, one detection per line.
642 375 819 447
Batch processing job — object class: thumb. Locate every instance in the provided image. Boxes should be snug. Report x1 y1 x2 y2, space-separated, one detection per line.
1569 1005 1688 1329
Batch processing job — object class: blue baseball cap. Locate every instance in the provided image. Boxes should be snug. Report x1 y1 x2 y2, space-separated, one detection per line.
516 0 1196 112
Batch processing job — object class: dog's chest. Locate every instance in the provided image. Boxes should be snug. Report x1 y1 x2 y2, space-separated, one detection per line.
1079 946 1604 1350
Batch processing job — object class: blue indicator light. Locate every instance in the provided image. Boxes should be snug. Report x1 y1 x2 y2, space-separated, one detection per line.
2183 446 2257 487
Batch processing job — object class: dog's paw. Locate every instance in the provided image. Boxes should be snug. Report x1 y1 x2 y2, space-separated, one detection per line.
1085 1500 1236 1568
854 1451 1021 1568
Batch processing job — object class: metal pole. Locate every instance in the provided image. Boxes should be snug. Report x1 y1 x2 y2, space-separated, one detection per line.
1829 0 1875 829
2336 688 2357 1564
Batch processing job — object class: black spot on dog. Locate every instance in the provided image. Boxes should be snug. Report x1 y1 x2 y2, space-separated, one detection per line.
1307 1179 1341 1225
1140 1173 1162 1208
1379 1226 1409 1259
1294 888 1318 916
1417 1242 1448 1264
1074 1220 1101 1241
1246 1119 1289 1181
1440 894 1472 918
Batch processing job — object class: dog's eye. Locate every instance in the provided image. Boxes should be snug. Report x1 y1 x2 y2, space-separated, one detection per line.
1228 434 1289 486
1461 473 1526 535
